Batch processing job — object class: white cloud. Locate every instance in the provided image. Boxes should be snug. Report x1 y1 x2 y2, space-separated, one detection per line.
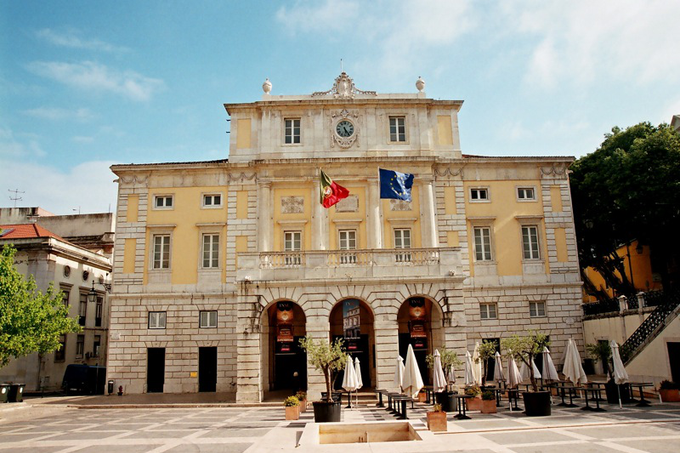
0 126 45 158
23 107 94 121
0 158 117 215
276 0 360 34
27 61 164 101
35 28 128 53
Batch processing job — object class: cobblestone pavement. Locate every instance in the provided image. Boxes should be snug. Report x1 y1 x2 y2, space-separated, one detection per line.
1 399 680 453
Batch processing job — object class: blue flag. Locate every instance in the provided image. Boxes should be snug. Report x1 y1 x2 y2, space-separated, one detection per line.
379 168 414 201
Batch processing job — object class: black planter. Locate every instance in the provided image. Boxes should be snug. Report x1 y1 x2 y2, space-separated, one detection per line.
313 401 341 423
522 391 551 416
435 391 456 412
605 381 632 404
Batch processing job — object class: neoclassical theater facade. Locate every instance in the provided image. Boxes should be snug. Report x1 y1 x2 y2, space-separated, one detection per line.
107 73 583 401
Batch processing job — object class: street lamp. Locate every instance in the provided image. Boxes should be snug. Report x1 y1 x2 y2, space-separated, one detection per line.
87 279 112 303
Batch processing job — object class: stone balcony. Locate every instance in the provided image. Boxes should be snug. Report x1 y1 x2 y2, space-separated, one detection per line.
236 247 462 283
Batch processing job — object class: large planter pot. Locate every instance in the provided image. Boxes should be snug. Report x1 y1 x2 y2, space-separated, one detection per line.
435 392 456 412
522 391 551 416
299 399 307 412
605 381 632 404
660 389 680 402
313 401 341 423
426 411 447 432
466 396 481 411
285 405 300 420
480 399 497 414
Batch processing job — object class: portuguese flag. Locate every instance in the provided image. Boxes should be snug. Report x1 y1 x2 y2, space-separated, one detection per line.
319 169 349 208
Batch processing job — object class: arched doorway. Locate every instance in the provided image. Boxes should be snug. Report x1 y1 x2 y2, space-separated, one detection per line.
262 301 307 392
397 297 444 385
329 299 375 389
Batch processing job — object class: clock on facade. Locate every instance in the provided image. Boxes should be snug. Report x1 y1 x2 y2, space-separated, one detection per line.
336 120 355 138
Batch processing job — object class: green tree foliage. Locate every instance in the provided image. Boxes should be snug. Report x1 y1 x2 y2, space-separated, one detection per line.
298 336 347 403
0 245 81 367
476 341 498 386
501 331 549 392
426 347 463 391
586 341 612 378
570 122 680 299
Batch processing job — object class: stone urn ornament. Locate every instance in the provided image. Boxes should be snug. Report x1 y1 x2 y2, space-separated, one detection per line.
262 78 272 94
416 76 425 92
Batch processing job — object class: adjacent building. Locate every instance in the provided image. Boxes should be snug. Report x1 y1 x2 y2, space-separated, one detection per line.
107 73 583 401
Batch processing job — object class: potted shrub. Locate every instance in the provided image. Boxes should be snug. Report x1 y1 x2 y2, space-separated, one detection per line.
426 403 447 432
476 341 498 386
588 341 633 404
284 396 300 420
465 385 482 411
659 380 680 402
299 336 347 423
295 391 307 412
426 347 463 412
502 331 551 416
480 390 497 414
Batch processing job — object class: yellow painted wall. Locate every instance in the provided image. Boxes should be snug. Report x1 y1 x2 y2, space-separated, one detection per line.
437 116 453 145
127 195 139 222
382 185 422 248
272 187 312 251
236 119 251 149
235 236 248 269
444 186 456 215
464 180 546 276
327 186 367 250
236 191 249 219
146 186 228 284
447 231 459 247
555 228 568 263
123 238 136 274
550 186 563 211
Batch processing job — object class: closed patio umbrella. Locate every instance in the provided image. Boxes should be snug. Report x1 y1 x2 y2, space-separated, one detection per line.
354 356 363 407
610 340 629 409
394 355 405 392
472 342 483 385
432 349 447 394
342 354 358 408
563 339 588 386
542 347 560 381
507 356 521 389
402 344 424 399
519 358 542 382
493 351 505 384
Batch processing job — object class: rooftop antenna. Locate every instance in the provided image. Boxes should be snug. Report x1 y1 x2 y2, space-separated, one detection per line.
8 189 24 208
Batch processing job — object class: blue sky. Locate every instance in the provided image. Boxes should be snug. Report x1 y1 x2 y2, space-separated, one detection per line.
2 0 679 215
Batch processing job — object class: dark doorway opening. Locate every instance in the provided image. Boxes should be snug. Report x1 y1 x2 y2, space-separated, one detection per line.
668 342 680 383
199 347 217 392
147 348 165 393
273 336 308 392
398 333 430 385
334 334 372 389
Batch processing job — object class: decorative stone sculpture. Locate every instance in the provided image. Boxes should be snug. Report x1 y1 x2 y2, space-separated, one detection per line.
416 76 425 92
262 78 272 94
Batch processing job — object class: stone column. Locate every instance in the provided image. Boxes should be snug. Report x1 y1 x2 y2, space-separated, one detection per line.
374 317 399 392
235 292 262 403
421 177 438 248
257 181 272 252
367 178 383 249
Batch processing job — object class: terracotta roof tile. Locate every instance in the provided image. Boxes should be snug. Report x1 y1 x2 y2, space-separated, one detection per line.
0 223 65 241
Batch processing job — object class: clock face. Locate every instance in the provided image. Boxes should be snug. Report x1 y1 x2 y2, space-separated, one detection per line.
336 120 354 138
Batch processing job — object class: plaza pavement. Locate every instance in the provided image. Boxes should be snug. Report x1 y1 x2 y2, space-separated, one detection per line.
1 394 679 453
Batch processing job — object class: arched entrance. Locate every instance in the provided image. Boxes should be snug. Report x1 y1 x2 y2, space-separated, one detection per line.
397 297 444 385
329 298 375 389
262 301 307 392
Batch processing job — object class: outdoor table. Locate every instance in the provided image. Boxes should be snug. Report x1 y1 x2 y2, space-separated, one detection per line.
577 387 606 412
588 382 607 402
423 385 433 404
554 384 578 408
375 389 386 407
630 382 654 407
387 392 401 412
507 388 520 411
453 394 473 420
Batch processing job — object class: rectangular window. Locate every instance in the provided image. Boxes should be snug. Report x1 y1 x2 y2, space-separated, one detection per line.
394 228 412 262
284 230 302 265
93 335 101 357
284 118 301 144
529 301 546 317
202 234 220 268
203 194 222 207
470 188 489 202
517 187 536 200
95 297 103 327
199 310 218 328
55 335 66 362
389 116 406 142
60 287 70 307
479 303 497 320
78 292 87 326
154 195 173 209
339 230 357 264
473 227 492 261
76 334 84 358
153 235 171 269
522 225 541 260
149 311 167 329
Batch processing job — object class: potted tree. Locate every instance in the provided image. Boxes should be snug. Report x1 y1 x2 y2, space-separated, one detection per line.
587 341 633 404
659 380 680 402
465 385 482 411
501 331 551 416
426 347 463 412
426 403 447 432
299 336 347 423
284 396 300 420
480 390 497 414
477 341 497 386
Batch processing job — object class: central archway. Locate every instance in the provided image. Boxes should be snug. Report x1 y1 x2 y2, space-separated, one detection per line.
397 297 444 385
329 298 375 389
261 301 307 393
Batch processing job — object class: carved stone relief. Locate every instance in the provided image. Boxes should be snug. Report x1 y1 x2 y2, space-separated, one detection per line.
390 199 412 211
281 196 304 214
335 195 358 212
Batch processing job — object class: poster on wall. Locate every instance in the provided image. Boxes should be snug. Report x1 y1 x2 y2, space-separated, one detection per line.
343 299 361 340
409 298 427 339
277 301 294 343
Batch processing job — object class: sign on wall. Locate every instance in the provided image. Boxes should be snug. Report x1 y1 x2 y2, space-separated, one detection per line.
277 301 294 343
409 298 427 339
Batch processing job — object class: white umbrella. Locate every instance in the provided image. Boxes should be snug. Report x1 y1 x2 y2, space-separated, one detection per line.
342 354 358 408
542 347 559 381
402 344 424 399
394 355 405 392
610 340 629 409
507 356 521 389
464 351 476 386
432 349 447 393
447 364 456 387
563 339 588 386
354 357 363 390
520 358 541 382
472 342 483 385
493 351 505 383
